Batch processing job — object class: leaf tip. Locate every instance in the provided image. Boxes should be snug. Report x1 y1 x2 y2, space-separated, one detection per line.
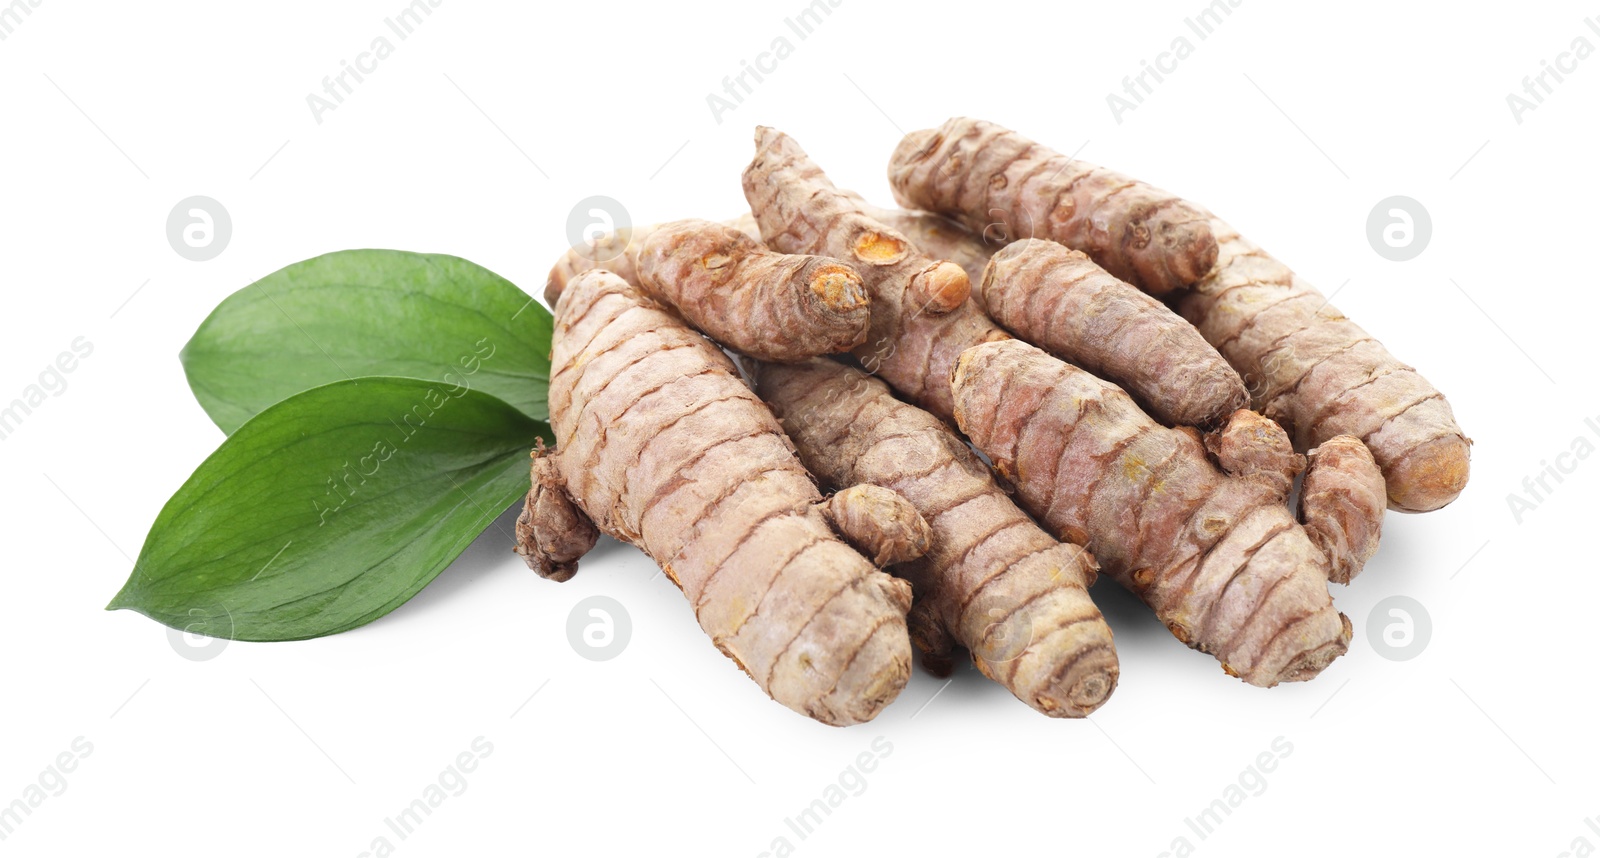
105 576 146 613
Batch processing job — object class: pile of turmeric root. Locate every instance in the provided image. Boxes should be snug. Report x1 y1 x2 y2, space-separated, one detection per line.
518 117 1469 726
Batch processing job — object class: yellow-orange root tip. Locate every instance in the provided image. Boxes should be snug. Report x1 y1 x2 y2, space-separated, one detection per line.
913 261 971 315
1386 434 1471 513
810 266 870 313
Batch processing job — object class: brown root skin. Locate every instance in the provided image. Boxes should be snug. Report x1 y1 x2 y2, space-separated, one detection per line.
860 203 999 287
951 339 1350 688
756 357 1118 717
1179 213 1470 511
743 126 1008 423
1299 436 1387 584
1206 409 1306 498
546 270 913 726
888 117 1216 296
883 120 1470 511
978 239 1248 428
629 218 871 362
545 225 657 308
821 484 932 567
906 600 956 678
816 189 1004 285
514 449 599 583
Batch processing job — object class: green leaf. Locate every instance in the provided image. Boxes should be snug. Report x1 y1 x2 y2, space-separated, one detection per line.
109 377 551 641
181 250 552 434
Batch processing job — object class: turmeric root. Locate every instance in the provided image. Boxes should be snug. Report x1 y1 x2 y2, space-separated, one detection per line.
951 339 1352 686
755 357 1118 716
515 448 599 583
873 210 995 288
888 117 1216 296
1297 436 1386 584
836 195 999 287
978 238 1248 427
629 219 871 362
819 484 932 567
888 119 1469 511
747 198 997 287
1179 214 1471 512
1201 411 1382 582
744 127 1009 421
525 269 916 725
750 146 971 319
1205 409 1305 500
545 225 656 308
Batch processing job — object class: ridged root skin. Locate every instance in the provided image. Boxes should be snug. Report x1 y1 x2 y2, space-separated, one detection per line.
1299 436 1387 584
514 447 600 583
979 239 1247 428
951 339 1350 687
743 126 1008 423
860 203 1000 287
820 484 932 567
888 117 1216 296
1205 409 1305 499
880 135 1470 512
1177 213 1470 512
738 201 1001 314
545 270 913 726
545 225 658 308
630 218 871 363
756 357 1118 717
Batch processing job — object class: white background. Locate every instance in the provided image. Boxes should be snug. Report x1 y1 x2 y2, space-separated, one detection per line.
2 1 1595 855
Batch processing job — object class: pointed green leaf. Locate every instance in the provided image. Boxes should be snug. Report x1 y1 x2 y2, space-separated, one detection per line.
109 377 551 640
181 250 552 434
